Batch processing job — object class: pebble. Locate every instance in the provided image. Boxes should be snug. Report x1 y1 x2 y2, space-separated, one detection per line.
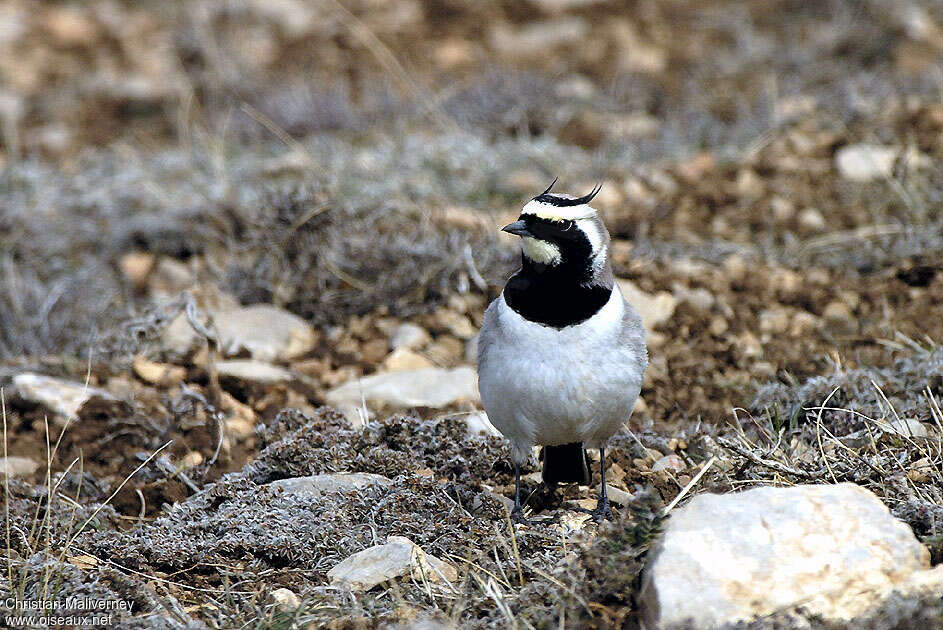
382 347 435 372
797 207 827 233
790 311 819 337
822 301 855 331
759 309 790 335
270 587 301 612
617 279 678 332
328 536 458 591
215 360 292 385
390 322 432 351
835 144 898 181
0 456 40 477
132 356 186 386
651 454 685 472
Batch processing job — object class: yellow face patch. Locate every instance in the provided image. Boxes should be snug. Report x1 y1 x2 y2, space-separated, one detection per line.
520 199 597 222
521 237 562 265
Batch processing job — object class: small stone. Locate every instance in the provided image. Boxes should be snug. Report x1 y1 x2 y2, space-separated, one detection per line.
12 373 124 425
759 309 790 335
149 257 195 298
560 510 593 531
433 309 477 340
433 38 476 69
44 7 99 46
736 169 764 199
790 311 819 337
119 252 155 288
181 451 203 468
390 323 432 351
0 456 39 477
651 454 685 472
489 18 588 59
267 473 392 497
677 152 715 182
673 283 714 314
823 301 855 331
325 367 479 426
424 336 464 366
770 269 802 296
835 144 898 181
907 457 933 483
460 411 502 437
360 338 389 364
617 279 678 332
328 536 458 591
132 356 185 386
709 316 729 336
797 207 827 233
770 196 794 222
722 255 748 284
270 588 300 612
633 397 649 415
225 417 256 440
735 332 763 358
215 360 292 385
382 348 435 372
602 484 634 506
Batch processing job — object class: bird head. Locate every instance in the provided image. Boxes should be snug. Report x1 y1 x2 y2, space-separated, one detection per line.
502 179 610 281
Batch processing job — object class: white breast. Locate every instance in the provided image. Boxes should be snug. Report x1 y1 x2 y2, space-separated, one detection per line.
477 286 646 462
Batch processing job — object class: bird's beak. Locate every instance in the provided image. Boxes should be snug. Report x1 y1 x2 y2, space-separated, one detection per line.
501 220 532 238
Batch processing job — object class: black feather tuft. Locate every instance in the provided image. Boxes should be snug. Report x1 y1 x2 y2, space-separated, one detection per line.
532 182 604 207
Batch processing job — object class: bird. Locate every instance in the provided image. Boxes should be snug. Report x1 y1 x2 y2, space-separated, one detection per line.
477 179 648 521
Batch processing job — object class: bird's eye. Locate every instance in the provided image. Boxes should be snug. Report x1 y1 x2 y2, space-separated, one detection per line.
563 221 574 231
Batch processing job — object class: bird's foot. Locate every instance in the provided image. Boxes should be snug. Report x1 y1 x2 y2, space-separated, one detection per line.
588 503 615 522
572 501 614 522
510 506 531 525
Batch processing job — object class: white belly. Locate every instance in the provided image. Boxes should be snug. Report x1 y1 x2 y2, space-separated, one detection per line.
477 287 645 462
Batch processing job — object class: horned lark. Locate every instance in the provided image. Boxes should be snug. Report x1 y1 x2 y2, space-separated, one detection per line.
477 180 647 521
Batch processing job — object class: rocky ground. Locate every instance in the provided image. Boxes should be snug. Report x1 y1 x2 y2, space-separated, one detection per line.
1 0 943 628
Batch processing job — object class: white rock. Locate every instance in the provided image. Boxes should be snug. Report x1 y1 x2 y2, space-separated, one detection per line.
390 322 431 351
601 484 633 506
0 456 39 477
617 280 678 333
835 144 898 182
640 483 931 628
459 411 502 437
267 473 392 497
651 454 685 472
215 360 293 384
797 207 827 233
215 305 317 361
328 536 458 591
672 283 714 313
325 367 479 426
490 18 588 58
875 417 929 438
270 587 301 612
164 302 317 362
12 373 121 424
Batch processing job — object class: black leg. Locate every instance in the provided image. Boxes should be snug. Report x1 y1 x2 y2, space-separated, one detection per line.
591 447 614 522
511 461 529 524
